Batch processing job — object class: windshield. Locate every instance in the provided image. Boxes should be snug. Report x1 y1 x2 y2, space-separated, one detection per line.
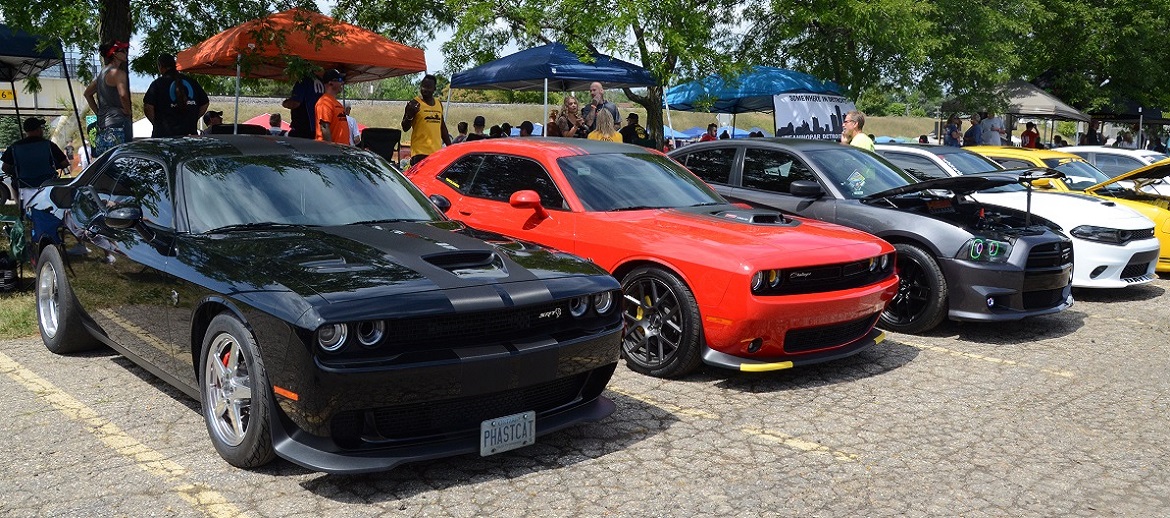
1043 158 1111 190
941 152 1002 175
183 153 441 233
556 153 726 211
805 148 915 199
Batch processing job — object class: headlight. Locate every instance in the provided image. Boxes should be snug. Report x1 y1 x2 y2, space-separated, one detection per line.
593 291 615 314
356 320 385 347
317 323 348 352
1070 225 1127 244
880 253 892 270
750 271 765 292
569 296 589 317
750 270 782 294
957 238 1012 263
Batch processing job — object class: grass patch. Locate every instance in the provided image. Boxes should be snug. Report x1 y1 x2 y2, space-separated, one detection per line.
0 204 37 339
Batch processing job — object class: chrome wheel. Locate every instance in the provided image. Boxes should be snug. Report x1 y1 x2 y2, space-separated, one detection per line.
203 333 254 447
37 260 60 339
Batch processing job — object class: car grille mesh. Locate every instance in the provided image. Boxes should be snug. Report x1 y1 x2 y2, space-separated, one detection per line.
1022 288 1066 310
387 302 569 352
784 313 879 353
767 258 895 296
331 373 591 442
1123 228 1155 243
1026 241 1073 269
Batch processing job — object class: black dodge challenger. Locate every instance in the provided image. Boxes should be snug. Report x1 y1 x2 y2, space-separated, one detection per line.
32 136 623 474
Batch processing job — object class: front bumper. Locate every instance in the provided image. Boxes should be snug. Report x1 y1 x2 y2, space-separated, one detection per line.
941 257 1073 322
265 324 622 474
1071 238 1159 288
698 275 898 366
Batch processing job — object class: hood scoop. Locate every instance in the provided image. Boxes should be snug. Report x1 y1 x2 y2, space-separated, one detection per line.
709 209 796 226
296 254 373 273
425 251 510 279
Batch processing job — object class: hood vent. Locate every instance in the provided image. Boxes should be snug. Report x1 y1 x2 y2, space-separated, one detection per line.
425 251 509 279
710 209 795 226
297 255 373 273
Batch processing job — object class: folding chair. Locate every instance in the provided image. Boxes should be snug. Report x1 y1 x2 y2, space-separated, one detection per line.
360 128 402 165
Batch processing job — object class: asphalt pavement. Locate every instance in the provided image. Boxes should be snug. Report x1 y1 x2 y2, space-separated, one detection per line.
2 280 1169 517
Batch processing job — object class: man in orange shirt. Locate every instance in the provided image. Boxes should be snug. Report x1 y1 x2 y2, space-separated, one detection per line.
315 69 350 144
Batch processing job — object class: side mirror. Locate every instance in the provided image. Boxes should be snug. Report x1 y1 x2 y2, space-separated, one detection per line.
428 193 451 213
104 206 143 229
50 186 76 208
789 180 824 197
509 190 549 219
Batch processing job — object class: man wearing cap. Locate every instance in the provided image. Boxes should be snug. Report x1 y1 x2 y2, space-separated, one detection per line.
144 53 210 137
2 118 70 207
315 69 350 145
84 40 133 155
200 111 223 136
619 113 651 147
465 115 488 142
283 72 324 139
401 74 452 164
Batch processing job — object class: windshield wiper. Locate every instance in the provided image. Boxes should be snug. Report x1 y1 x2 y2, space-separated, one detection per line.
611 205 664 212
204 222 312 233
348 218 426 225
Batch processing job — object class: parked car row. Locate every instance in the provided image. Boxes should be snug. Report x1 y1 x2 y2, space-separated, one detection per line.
30 133 1169 475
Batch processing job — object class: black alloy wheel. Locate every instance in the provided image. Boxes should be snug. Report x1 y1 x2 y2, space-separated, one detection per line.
620 266 703 378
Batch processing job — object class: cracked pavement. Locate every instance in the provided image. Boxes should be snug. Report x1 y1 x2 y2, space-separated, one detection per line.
2 280 1169 517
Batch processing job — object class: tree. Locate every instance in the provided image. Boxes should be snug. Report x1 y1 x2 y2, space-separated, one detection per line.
337 0 744 149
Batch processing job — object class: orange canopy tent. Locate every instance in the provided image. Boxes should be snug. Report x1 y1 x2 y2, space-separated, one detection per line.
176 8 427 83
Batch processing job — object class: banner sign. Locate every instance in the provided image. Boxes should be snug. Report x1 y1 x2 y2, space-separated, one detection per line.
773 94 856 141
0 89 15 101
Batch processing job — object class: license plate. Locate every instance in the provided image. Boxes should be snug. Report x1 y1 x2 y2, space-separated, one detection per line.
480 410 535 456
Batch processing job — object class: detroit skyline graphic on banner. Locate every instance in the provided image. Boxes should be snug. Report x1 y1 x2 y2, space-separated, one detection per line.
774 94 856 140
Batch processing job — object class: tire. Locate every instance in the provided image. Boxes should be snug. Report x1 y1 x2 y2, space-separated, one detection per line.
881 243 948 334
620 266 704 378
36 245 100 353
199 313 276 469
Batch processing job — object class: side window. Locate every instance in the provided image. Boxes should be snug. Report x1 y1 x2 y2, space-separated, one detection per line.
105 157 174 229
465 155 566 209
994 158 1032 169
1095 155 1141 176
881 153 950 181
740 148 816 193
682 148 736 185
438 155 484 193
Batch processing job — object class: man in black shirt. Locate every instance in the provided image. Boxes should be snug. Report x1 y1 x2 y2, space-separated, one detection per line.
1 118 69 206
143 54 210 137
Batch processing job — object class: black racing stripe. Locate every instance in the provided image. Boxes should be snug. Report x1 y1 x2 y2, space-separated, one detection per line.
321 222 546 301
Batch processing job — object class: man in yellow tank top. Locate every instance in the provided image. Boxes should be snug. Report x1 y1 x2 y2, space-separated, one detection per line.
401 74 452 165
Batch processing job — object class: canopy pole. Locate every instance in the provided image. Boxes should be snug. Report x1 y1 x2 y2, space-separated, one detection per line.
543 78 548 138
664 85 677 150
444 86 452 128
732 113 738 138
10 79 25 138
1139 107 1145 149
233 53 241 134
59 49 91 164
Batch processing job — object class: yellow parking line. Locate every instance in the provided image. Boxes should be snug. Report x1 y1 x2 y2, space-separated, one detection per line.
606 387 721 420
0 351 247 518
897 339 1075 378
742 427 858 462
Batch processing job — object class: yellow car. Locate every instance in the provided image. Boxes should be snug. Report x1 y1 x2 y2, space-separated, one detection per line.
967 146 1170 272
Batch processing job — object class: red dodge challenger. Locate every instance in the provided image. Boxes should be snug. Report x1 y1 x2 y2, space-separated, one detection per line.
407 138 899 378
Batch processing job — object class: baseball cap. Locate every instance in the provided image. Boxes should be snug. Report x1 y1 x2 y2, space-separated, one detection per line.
627 113 639 122
473 115 486 127
322 69 345 83
23 117 46 132
203 110 223 124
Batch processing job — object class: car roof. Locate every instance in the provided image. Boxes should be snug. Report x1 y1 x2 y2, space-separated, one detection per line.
674 137 846 152
105 135 359 167
873 143 969 156
963 145 1083 162
442 137 658 157
1059 145 1164 158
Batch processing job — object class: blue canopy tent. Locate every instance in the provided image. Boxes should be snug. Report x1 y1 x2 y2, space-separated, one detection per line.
662 125 688 139
664 66 845 142
449 43 657 136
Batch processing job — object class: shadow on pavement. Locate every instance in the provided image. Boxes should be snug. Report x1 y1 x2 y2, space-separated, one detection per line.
690 340 920 393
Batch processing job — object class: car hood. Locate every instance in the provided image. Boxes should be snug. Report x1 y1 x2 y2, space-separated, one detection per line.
640 205 891 265
970 191 1153 230
193 220 608 308
1087 161 1170 191
864 173 1023 200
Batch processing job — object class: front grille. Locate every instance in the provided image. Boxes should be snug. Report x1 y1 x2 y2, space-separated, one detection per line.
766 257 894 296
784 313 879 354
331 373 590 443
385 301 570 353
1122 228 1156 243
1022 288 1065 310
1026 241 1073 269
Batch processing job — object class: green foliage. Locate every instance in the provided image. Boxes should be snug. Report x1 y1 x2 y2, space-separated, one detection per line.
0 117 21 150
